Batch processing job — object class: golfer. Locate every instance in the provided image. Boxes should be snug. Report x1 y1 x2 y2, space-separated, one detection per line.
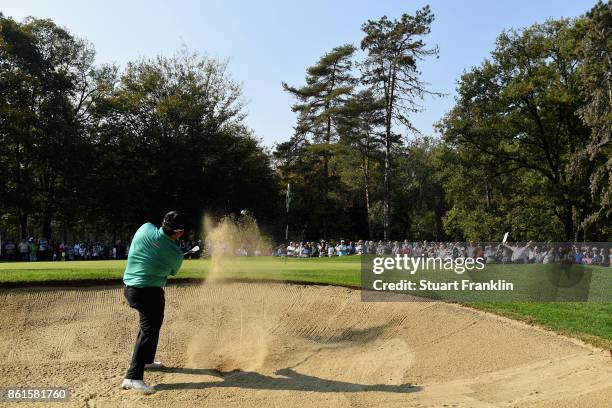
121 211 185 393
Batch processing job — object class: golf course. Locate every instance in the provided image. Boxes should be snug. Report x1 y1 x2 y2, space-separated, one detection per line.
1 0 611 405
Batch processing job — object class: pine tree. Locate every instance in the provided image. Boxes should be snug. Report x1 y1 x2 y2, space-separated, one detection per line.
283 44 356 236
360 6 440 240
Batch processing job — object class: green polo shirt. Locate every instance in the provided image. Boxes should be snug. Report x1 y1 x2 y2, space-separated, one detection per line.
123 223 183 288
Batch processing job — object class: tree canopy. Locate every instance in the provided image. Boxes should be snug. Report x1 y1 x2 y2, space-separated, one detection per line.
1 2 610 244
277 2 611 242
0 15 279 241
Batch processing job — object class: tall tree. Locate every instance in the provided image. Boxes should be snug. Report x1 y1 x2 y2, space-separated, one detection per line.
360 6 440 240
282 44 356 236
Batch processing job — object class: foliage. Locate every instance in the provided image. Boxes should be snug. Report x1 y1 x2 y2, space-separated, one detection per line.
0 16 279 241
574 1 611 237
438 6 611 241
277 6 441 241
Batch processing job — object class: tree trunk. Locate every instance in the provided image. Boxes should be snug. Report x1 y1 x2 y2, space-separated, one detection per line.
18 211 27 240
42 210 53 239
383 136 391 241
561 205 575 242
15 141 27 240
362 153 371 239
320 66 337 239
41 171 57 239
322 144 329 239
382 63 397 241
484 179 491 209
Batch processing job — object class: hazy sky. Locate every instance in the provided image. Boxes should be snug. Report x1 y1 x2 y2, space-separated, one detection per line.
2 0 597 146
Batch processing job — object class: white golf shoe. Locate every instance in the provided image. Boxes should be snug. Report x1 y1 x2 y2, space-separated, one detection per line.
121 379 155 394
144 361 164 370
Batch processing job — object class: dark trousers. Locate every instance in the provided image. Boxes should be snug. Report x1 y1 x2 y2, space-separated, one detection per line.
124 286 165 380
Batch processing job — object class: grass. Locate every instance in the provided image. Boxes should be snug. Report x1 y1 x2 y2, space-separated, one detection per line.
467 301 612 349
0 256 610 349
0 257 360 286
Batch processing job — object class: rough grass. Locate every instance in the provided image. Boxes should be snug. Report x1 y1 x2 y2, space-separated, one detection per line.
0 257 610 349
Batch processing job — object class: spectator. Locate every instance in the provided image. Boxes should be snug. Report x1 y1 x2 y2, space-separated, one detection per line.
287 242 296 257
318 241 326 257
18 240 29 261
4 241 15 261
485 244 497 263
591 247 601 265
38 237 49 261
327 242 335 257
355 240 364 255
79 242 86 259
310 242 318 257
542 246 555 264
29 239 38 262
601 248 610 267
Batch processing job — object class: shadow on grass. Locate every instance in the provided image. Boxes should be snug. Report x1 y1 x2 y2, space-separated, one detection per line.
155 367 419 393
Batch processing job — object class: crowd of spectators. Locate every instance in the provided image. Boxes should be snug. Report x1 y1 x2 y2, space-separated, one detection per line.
0 238 132 262
3 236 610 267
276 240 612 266
0 238 206 262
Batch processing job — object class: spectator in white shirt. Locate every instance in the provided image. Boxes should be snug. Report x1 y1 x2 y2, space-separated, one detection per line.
287 242 296 257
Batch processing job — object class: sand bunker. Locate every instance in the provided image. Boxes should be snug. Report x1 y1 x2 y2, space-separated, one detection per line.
0 282 611 407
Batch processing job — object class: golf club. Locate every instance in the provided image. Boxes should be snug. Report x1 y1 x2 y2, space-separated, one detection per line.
183 245 200 256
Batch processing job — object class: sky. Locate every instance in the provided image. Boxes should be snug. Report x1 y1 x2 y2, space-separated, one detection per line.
2 0 598 147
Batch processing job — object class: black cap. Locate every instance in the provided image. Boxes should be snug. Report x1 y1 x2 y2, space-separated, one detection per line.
162 211 185 234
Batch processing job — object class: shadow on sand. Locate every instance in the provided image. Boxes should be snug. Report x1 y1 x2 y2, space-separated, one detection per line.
155 367 420 394
297 320 402 344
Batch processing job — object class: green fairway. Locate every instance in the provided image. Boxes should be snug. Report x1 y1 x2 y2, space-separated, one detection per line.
0 257 610 349
0 256 361 286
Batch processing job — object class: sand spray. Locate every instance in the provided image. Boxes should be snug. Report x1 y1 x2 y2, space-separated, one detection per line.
185 213 275 372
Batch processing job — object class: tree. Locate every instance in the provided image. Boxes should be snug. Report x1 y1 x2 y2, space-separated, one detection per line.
439 17 601 241
91 51 280 237
574 1 611 236
282 44 356 236
0 13 40 238
0 15 110 238
336 89 384 238
394 137 447 240
1 14 281 241
360 6 441 240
